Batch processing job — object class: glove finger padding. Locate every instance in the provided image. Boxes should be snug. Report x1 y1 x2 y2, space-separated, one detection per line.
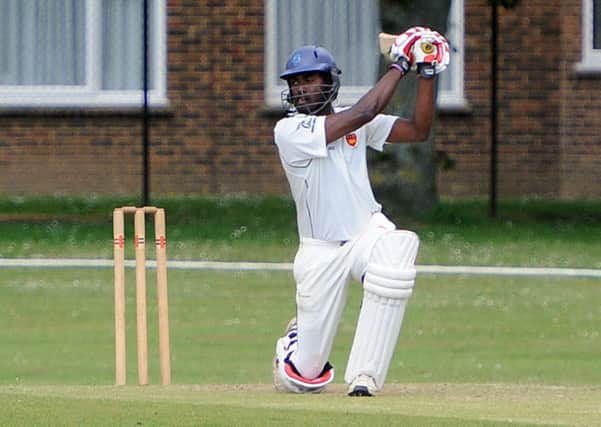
389 26 432 62
428 30 451 72
413 30 450 78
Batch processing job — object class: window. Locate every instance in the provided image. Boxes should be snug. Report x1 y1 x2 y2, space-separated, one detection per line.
0 0 167 108
438 0 468 111
265 0 466 111
576 0 601 73
264 0 380 108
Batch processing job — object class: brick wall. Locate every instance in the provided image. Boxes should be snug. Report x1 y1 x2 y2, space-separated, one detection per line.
0 0 600 199
0 0 287 197
0 115 144 195
559 0 601 198
437 0 561 197
436 0 601 198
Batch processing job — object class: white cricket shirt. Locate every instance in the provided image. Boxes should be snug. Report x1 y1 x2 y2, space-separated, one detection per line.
274 108 397 241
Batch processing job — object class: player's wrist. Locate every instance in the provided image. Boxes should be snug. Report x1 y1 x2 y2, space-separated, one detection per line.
416 63 436 79
389 63 405 76
389 56 410 76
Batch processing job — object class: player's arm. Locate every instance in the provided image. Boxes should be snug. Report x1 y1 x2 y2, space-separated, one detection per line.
386 28 450 143
385 76 436 144
323 28 423 144
324 67 407 144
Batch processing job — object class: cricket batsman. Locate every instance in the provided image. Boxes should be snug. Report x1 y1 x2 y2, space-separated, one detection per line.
272 26 450 396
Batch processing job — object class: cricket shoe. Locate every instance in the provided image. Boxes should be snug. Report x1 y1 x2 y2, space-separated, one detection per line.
273 317 298 392
347 374 377 397
272 317 334 393
283 317 297 335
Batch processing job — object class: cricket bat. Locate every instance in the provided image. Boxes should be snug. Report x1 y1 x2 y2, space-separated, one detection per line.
378 32 397 56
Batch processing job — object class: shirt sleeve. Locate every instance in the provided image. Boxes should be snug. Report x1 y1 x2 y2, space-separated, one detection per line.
364 114 397 152
274 115 327 167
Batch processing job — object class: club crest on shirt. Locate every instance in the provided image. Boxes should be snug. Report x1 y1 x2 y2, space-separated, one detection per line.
345 133 357 147
297 117 317 132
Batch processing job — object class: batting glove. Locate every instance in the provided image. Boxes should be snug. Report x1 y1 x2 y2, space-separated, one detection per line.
388 26 429 75
412 29 450 78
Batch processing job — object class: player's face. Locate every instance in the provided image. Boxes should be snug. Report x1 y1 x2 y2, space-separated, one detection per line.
288 73 331 115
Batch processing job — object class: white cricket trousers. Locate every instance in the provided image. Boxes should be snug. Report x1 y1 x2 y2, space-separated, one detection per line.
289 212 396 379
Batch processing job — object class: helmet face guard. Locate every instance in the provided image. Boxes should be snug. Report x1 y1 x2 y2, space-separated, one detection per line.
281 80 339 115
280 45 341 114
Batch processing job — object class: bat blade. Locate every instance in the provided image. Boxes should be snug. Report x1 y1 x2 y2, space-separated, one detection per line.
378 32 397 56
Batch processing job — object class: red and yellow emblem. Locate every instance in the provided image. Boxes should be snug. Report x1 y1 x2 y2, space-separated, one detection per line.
345 133 357 147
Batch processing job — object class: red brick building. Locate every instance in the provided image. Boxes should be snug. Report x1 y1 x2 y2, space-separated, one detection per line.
437 0 601 198
0 0 599 199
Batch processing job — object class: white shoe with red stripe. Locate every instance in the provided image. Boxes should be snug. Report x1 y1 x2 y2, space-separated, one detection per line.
272 317 334 393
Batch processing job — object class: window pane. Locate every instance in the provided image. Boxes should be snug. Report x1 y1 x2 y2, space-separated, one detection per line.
0 0 85 85
102 0 155 90
435 0 466 109
275 0 378 87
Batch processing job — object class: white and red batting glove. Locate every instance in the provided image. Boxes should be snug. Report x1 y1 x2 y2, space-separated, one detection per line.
412 29 450 78
388 26 430 75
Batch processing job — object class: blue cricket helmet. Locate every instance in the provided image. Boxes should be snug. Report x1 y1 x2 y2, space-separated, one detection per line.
280 45 341 80
280 45 342 114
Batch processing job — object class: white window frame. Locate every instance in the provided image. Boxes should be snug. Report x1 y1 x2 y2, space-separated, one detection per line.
438 0 468 111
263 0 285 109
575 0 601 73
0 0 167 109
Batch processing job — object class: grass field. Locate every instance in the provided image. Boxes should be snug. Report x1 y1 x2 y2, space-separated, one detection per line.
1 195 600 268
1 196 600 426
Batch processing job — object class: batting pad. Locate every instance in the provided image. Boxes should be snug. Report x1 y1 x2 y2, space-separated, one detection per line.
344 230 419 390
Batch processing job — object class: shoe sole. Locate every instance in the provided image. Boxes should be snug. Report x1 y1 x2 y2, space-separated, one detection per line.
348 385 373 397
